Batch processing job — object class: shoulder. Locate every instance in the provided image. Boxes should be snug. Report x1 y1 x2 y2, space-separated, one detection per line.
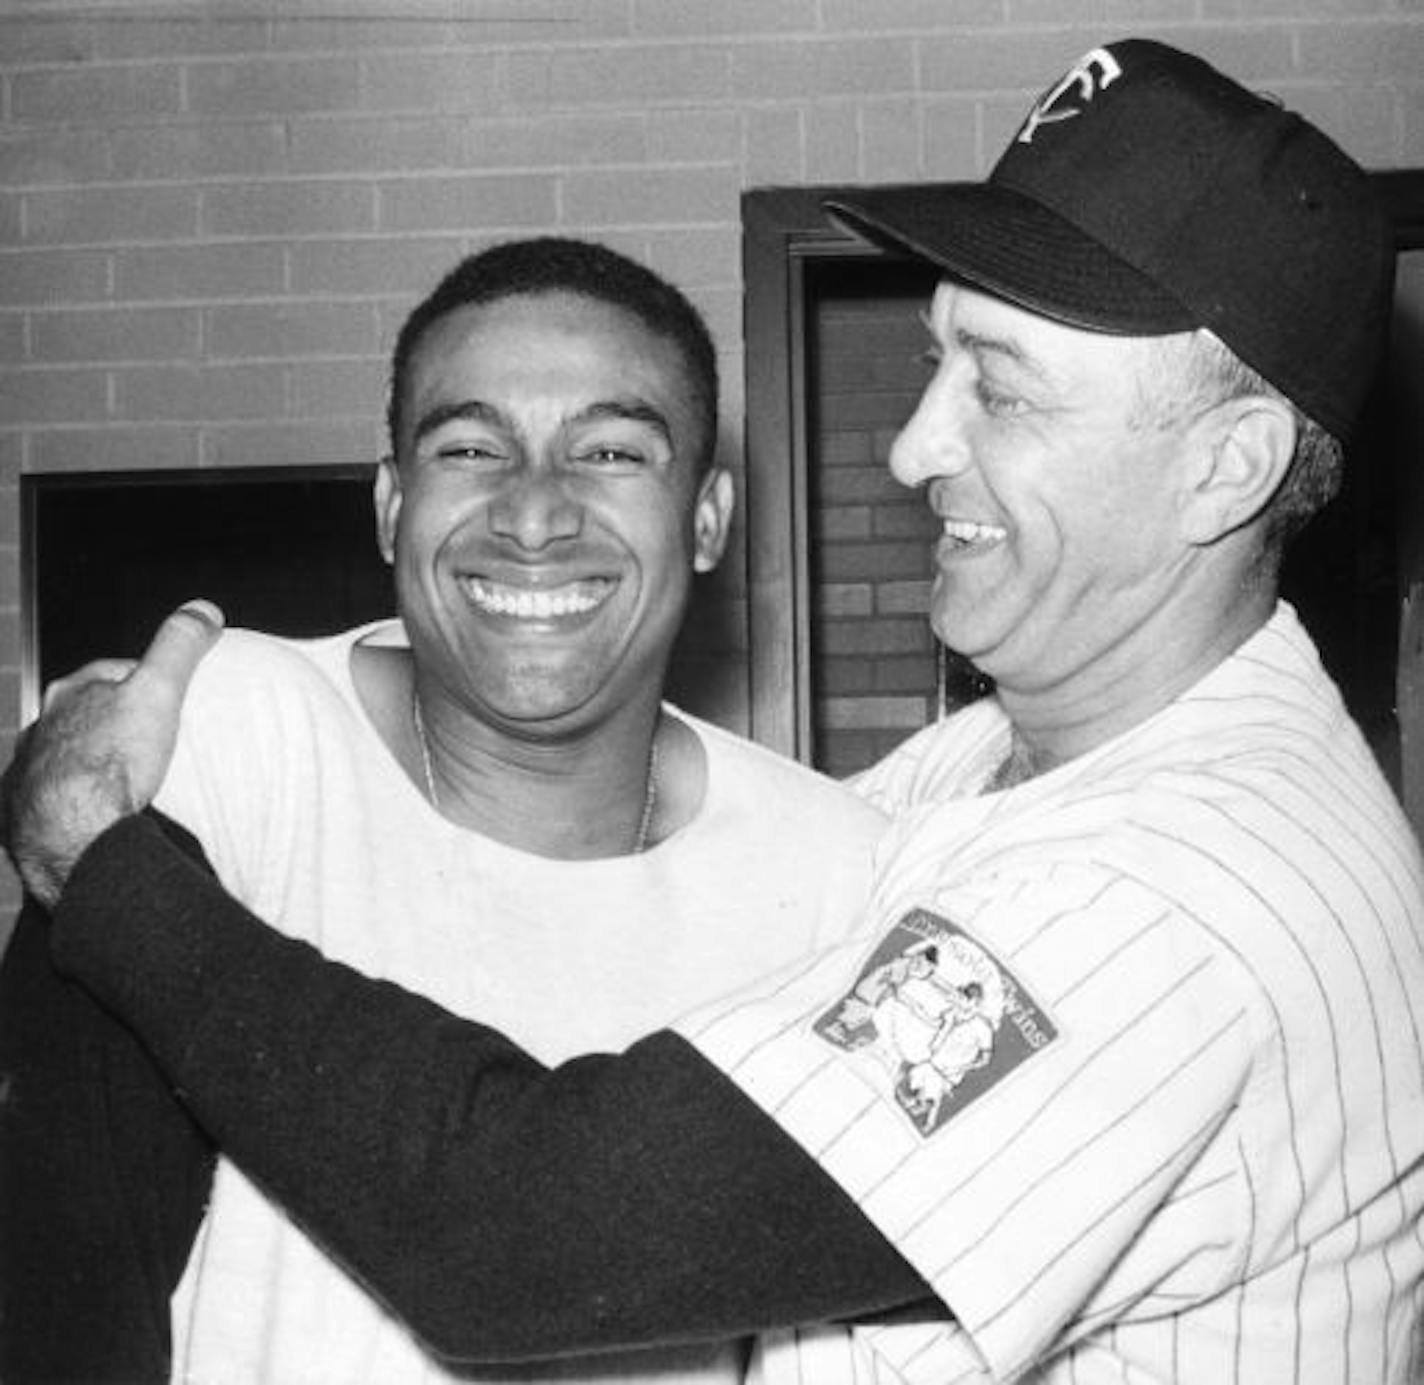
1105 607 1408 868
158 622 392 848
172 625 387 762
850 699 1008 816
917 701 1420 1005
671 708 888 835
194 626 320 683
186 621 385 713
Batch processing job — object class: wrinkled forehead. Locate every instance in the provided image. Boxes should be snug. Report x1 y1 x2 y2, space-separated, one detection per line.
927 277 1169 366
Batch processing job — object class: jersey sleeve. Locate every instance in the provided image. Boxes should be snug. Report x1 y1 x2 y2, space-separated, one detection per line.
678 858 1259 1378
48 812 933 1366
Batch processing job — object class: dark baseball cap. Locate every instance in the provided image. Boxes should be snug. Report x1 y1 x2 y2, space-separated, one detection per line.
824 38 1394 440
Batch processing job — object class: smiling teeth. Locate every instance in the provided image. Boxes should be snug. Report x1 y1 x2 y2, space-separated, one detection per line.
943 518 1007 545
465 579 606 619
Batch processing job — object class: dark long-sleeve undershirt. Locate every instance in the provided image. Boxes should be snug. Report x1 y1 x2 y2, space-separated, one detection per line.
49 812 934 1366
0 818 216 1384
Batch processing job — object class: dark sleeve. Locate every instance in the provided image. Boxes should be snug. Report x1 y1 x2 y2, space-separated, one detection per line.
0 819 216 1385
49 813 934 1365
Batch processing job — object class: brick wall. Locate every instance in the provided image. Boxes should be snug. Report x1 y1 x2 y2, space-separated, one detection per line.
3 1 1423 912
810 272 939 775
809 271 1005 776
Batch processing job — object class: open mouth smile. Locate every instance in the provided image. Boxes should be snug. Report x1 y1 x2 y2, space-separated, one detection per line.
939 517 1008 552
460 576 614 620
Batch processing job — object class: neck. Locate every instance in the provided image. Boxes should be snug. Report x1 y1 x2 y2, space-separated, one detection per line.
412 686 664 859
352 643 667 860
993 582 1276 783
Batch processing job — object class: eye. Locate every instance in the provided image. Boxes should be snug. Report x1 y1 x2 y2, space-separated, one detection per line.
431 438 508 467
575 444 648 470
974 379 1028 419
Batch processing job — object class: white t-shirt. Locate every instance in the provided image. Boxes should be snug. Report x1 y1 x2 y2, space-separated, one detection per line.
154 621 888 1385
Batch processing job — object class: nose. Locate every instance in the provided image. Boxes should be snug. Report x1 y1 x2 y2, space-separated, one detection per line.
888 366 972 490
488 468 584 550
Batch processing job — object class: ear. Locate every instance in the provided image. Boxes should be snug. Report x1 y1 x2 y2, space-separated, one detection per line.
691 467 735 573
374 456 403 566
1179 397 1297 545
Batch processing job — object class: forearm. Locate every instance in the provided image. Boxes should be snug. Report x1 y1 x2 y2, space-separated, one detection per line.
51 813 931 1364
1 883 213 1384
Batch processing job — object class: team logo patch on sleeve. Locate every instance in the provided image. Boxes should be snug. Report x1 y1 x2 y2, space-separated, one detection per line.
813 909 1058 1137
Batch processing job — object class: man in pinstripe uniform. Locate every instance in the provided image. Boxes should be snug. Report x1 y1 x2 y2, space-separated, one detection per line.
7 37 1423 1384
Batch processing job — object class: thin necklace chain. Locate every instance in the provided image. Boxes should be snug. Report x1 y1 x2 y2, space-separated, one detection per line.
411 694 660 854
634 738 659 854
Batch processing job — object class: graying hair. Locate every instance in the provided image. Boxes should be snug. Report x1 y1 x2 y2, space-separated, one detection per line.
1133 330 1343 549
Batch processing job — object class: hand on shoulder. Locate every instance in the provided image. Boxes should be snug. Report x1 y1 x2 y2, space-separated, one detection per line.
1 601 224 908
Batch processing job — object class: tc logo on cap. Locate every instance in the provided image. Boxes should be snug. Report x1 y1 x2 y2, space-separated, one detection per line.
1017 46 1123 145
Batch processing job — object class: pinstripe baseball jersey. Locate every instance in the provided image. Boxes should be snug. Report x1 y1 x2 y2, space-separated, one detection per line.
682 603 1424 1384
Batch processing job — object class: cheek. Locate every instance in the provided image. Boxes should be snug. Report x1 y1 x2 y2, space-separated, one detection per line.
1048 484 1174 603
608 484 697 563
399 473 491 544
993 485 1118 614
1098 460 1181 556
1027 435 1160 547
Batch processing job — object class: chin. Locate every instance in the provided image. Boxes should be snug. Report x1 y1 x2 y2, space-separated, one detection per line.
483 679 601 727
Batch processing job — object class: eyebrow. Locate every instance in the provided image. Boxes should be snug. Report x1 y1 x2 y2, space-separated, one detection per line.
946 321 1069 400
412 399 506 445
954 327 1050 380
412 397 673 448
576 398 673 447
920 303 1054 376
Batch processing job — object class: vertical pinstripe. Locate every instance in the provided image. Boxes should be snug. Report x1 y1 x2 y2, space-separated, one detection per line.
681 605 1424 1383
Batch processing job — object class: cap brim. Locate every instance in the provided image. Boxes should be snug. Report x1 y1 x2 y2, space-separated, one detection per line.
824 184 1195 336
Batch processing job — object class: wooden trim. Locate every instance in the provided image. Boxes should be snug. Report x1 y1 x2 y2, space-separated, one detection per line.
741 188 872 760
1381 170 1424 842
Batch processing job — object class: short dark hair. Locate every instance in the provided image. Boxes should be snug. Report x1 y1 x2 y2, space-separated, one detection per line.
387 237 719 472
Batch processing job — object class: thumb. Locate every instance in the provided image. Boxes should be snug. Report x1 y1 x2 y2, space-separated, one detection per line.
128 599 226 704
